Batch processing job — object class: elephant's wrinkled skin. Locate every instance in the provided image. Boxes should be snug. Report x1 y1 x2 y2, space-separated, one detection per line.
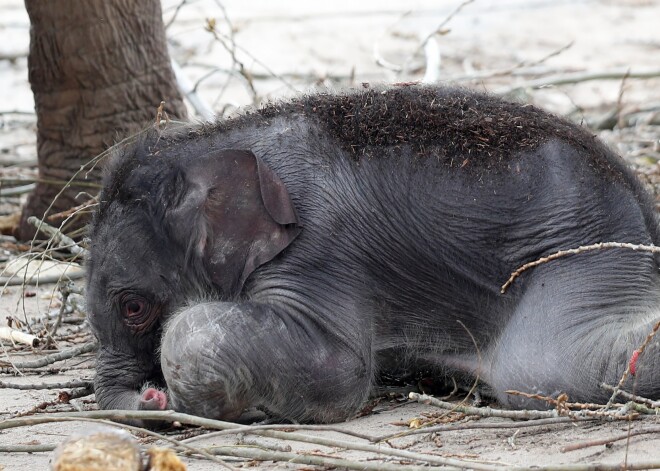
87 85 660 423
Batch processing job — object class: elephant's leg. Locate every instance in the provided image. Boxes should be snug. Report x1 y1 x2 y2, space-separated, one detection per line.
160 301 372 423
486 258 660 408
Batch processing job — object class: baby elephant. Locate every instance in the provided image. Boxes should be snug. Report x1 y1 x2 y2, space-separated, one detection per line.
87 85 660 423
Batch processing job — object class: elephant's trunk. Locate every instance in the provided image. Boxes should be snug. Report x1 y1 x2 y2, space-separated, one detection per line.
94 346 160 413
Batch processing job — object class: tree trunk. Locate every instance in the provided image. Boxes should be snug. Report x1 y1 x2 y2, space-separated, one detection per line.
19 0 187 240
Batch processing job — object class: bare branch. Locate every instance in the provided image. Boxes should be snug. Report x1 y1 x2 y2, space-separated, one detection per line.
498 68 660 94
0 342 97 369
0 378 91 390
501 242 660 294
561 426 660 452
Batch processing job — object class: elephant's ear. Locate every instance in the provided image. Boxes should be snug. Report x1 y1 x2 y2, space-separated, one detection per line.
168 149 301 296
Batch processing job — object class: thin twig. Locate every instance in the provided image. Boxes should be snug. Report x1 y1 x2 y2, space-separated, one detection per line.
561 426 660 452
417 0 476 51
0 444 55 453
505 390 619 410
204 446 454 471
501 242 660 293
409 393 636 420
498 68 660 94
449 41 574 82
206 12 258 103
374 416 593 442
164 0 190 29
47 198 97 222
0 342 97 369
181 422 375 444
601 383 660 408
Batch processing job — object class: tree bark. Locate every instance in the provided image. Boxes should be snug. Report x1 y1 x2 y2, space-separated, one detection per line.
19 0 187 240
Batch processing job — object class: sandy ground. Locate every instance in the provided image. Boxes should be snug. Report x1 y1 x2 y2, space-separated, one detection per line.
1 0 660 469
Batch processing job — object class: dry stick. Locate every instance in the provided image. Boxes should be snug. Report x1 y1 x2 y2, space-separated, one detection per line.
449 41 574 82
0 270 86 287
505 389 618 410
601 383 660 409
501 242 660 294
0 341 97 369
204 446 455 471
410 392 562 419
605 317 660 409
0 410 522 470
46 282 73 342
47 198 97 222
181 423 376 444
2 411 659 471
210 0 296 93
205 17 258 104
0 327 39 348
0 183 35 197
498 68 660 93
0 379 91 390
561 426 660 453
417 0 476 51
409 393 636 421
615 68 631 129
164 0 190 29
0 444 55 453
374 416 593 443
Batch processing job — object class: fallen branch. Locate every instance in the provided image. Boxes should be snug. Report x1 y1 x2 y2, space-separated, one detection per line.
205 446 456 471
0 379 91 390
561 426 660 452
409 392 561 419
501 242 660 294
0 342 97 369
0 270 86 287
0 183 35 197
182 422 375 443
601 383 660 409
417 0 476 51
0 410 522 470
505 389 617 410
374 416 592 443
0 327 39 348
47 198 97 222
409 393 636 421
27 216 87 256
1 410 658 470
498 67 660 94
0 444 55 453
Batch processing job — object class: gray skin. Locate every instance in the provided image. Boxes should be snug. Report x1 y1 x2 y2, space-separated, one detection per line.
87 85 660 424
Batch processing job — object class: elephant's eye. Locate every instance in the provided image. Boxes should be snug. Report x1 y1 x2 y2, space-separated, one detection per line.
120 295 157 333
125 300 144 317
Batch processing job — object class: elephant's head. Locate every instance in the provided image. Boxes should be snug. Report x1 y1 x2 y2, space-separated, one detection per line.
86 145 300 415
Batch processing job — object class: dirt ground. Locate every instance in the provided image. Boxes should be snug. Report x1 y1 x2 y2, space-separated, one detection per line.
1 0 660 469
